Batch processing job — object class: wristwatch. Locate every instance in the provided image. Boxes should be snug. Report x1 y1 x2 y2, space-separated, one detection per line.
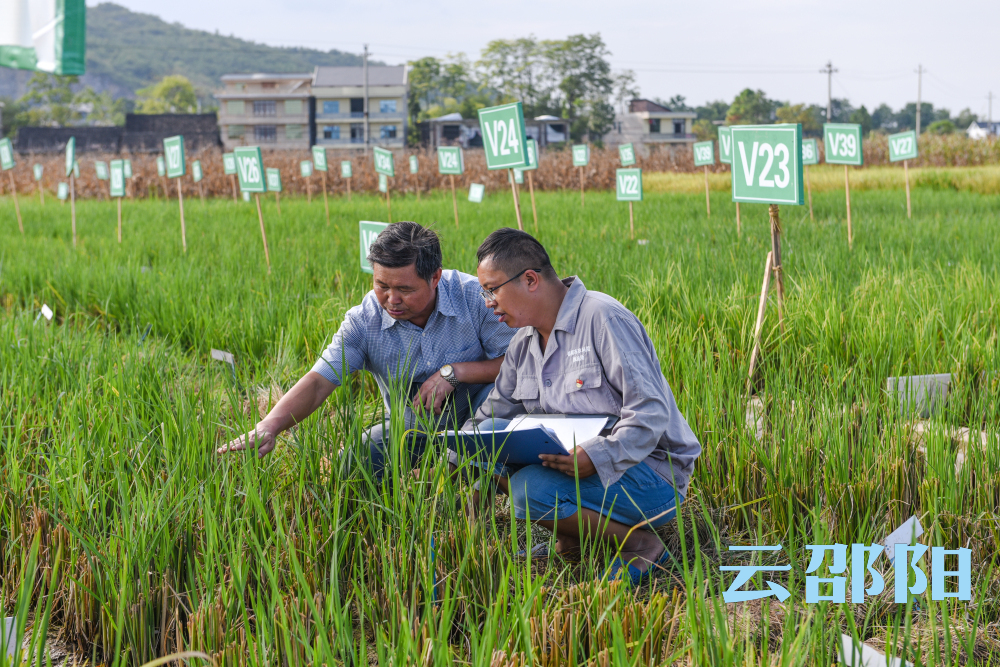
439 364 461 388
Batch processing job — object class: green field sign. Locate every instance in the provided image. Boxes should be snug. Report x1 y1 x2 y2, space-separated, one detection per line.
163 135 186 178
437 147 464 175
730 124 804 205
234 146 266 193
312 146 328 172
266 168 282 192
409 155 419 174
513 168 524 184
718 128 733 164
359 221 389 274
192 160 203 183
156 156 165 177
619 143 636 166
802 138 819 166
73 161 79 178
525 138 539 171
823 123 863 166
300 160 313 178
223 153 237 175
616 168 643 202
33 164 43 181
110 160 125 197
0 138 14 170
468 183 485 203
378 173 387 193
243 191 251 202
693 141 715 167
123 160 132 179
341 161 353 178
572 144 590 167
373 147 395 177
477 102 528 170
888 130 918 162
94 161 108 180
65 137 75 177
58 182 68 200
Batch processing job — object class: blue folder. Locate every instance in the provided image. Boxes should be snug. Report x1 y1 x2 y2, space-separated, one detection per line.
443 416 616 467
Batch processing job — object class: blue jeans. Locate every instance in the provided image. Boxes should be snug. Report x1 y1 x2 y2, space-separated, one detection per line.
508 461 683 530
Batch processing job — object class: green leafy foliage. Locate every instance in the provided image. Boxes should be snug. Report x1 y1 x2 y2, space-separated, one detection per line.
135 75 198 114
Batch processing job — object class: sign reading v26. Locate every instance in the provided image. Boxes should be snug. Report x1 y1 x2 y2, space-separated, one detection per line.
823 124 863 166
730 124 803 205
234 146 266 193
477 102 528 170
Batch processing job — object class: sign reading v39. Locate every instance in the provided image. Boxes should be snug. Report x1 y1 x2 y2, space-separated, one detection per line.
730 124 804 205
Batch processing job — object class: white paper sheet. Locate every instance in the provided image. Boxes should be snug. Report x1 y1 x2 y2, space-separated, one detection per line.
508 415 610 450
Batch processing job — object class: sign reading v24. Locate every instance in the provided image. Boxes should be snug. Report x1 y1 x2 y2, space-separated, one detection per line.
823 124 863 166
234 146 266 193
888 130 918 162
477 102 528 170
616 168 643 202
731 124 804 205
373 147 395 177
438 147 464 175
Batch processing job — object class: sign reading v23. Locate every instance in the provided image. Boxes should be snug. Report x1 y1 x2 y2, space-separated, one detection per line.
234 146 266 193
730 124 804 205
477 102 528 170
823 123 863 166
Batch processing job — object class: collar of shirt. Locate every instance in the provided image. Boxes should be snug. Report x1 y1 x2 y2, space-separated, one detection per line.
378 273 460 331
523 276 587 363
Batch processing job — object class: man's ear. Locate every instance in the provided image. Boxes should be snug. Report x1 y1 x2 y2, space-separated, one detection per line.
429 267 443 289
524 269 542 292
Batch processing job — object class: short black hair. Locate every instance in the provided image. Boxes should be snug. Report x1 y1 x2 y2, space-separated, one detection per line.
476 228 558 281
367 221 442 281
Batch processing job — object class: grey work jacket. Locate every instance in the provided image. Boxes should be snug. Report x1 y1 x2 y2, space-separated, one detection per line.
468 277 701 498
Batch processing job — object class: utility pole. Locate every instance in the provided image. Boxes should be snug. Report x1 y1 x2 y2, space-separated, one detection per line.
363 44 369 154
820 61 838 122
989 91 993 134
915 64 924 135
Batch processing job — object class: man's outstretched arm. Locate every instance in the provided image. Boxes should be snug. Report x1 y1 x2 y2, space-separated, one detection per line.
218 371 337 457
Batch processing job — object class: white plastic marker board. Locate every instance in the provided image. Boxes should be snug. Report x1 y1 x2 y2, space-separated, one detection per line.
192 160 203 183
437 147 464 175
242 191 251 202
300 161 313 177
888 130 918 162
341 161 353 178
110 160 125 197
65 136 75 176
312 146 328 172
823 123 863 166
571 144 590 167
717 128 733 165
73 161 79 178
378 173 388 193
266 168 282 192
359 220 389 274
619 142 636 166
513 168 524 184
156 156 166 177
730 124 804 205
223 153 237 175
409 154 419 174
693 141 715 167
524 138 539 170
0 138 14 169
58 182 68 199
123 159 132 179
469 183 485 203
373 147 395 177
94 161 108 180
34 164 44 181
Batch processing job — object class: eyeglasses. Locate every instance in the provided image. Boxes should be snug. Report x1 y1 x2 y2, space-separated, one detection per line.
479 268 540 302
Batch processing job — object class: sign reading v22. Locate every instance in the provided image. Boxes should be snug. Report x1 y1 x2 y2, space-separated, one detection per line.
730 124 804 205
477 102 528 170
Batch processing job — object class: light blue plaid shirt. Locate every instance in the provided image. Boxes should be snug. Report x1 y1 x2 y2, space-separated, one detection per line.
311 269 517 410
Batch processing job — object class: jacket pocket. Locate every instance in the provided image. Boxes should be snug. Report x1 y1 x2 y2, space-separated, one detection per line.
562 365 611 414
512 375 539 401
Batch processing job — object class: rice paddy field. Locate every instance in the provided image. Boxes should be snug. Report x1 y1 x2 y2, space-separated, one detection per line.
2 176 999 666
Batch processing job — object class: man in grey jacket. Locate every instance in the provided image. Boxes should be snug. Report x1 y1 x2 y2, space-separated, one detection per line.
467 228 701 585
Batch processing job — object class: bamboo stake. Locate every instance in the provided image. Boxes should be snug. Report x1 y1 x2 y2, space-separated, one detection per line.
450 174 459 228
527 170 538 232
254 194 272 274
230 174 237 202
70 175 77 247
579 167 585 207
704 165 711 217
8 172 23 235
346 176 351 202
736 202 741 237
38 176 45 206
509 168 524 230
177 178 187 253
199 180 205 204
844 164 852 248
768 204 785 331
904 159 911 219
628 201 634 240
322 171 330 223
307 174 312 203
386 185 392 223
747 251 774 387
275 191 281 216
117 197 122 243
806 165 814 221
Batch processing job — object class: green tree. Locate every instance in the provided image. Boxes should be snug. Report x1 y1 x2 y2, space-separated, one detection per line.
871 103 896 131
725 89 777 125
696 100 730 122
544 34 615 141
849 105 872 136
693 119 717 141
478 37 548 115
135 75 197 114
927 119 955 134
18 72 80 127
73 88 129 126
775 103 822 132
955 108 978 130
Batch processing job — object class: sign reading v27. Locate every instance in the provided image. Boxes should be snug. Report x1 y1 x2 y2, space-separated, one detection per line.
888 130 917 162
163 135 186 178
234 146 266 193
616 168 643 202
477 102 528 170
823 124 863 166
730 124 804 205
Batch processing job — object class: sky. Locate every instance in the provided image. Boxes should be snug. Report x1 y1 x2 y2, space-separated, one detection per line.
92 0 999 119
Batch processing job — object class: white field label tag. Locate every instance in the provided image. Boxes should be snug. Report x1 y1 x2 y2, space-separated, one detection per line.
882 516 924 564
210 349 235 365
838 634 913 667
41 304 54 320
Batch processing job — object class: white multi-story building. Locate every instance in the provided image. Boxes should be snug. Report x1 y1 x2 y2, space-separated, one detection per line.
312 65 407 149
216 73 312 150
603 99 697 152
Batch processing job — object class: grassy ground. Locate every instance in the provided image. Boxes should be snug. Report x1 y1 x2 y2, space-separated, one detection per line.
1 186 999 666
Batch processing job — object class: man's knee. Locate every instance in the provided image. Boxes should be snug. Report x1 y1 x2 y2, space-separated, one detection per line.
509 465 555 520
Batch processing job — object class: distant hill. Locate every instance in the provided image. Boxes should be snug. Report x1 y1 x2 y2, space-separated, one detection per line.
0 3 377 101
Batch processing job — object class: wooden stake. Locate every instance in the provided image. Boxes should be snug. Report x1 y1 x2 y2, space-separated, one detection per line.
527 170 538 232
117 197 122 243
736 202 741 237
628 201 634 240
768 204 785 331
904 159 911 219
307 174 312 203
704 165 711 217
747 251 774 387
177 178 187 253
510 168 524 230
70 175 77 247
254 193 272 274
844 164 853 248
275 191 281 216
38 177 45 206
199 180 205 204
230 174 237 202
346 176 351 202
322 170 330 224
8 172 23 235
806 165 814 221
386 185 392 223
579 167 585 207
450 174 459 228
